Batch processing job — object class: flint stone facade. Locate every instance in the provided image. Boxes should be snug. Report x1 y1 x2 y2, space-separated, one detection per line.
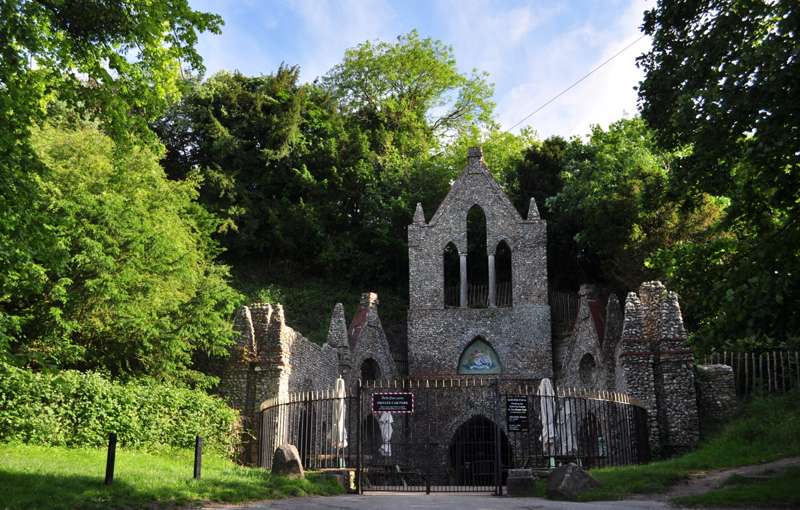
407 147 552 378
695 364 737 436
219 146 733 465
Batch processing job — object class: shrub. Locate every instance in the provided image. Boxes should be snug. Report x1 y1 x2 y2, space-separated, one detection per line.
0 363 237 455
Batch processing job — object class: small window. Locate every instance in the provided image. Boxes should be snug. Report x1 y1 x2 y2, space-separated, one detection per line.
458 337 501 375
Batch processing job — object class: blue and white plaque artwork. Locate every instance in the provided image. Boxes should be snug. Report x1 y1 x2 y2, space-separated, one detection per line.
458 338 501 374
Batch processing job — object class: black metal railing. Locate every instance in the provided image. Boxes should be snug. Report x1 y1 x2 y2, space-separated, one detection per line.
259 378 649 494
444 282 513 308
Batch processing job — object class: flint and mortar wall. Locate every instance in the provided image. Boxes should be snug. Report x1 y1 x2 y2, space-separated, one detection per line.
695 364 737 436
407 147 552 378
347 292 397 385
219 303 340 464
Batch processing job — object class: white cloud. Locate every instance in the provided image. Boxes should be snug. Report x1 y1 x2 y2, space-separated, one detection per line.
436 0 559 83
497 0 652 138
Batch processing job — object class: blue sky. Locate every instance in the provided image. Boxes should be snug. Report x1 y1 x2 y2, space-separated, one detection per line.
190 0 652 138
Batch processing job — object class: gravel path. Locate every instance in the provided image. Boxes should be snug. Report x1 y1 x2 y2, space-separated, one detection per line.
662 456 800 500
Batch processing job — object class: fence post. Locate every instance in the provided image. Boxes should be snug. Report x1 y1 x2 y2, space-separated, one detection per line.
104 432 117 485
356 379 363 495
494 377 502 496
194 436 203 480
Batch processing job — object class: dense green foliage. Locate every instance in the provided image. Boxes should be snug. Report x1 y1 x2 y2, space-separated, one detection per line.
0 443 342 510
573 391 800 501
158 31 498 286
3 0 798 378
638 0 800 348
0 1 239 380
3 122 240 382
0 362 237 454
546 120 725 328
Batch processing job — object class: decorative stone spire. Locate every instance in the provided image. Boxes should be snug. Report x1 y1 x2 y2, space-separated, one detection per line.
326 302 352 372
527 197 540 220
620 292 644 346
413 202 425 224
467 146 483 161
658 291 688 342
326 303 349 348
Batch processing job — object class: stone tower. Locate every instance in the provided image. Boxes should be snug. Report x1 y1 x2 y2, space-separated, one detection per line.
406 147 552 378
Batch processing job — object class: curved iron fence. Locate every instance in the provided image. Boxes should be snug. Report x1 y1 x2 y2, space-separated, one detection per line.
259 378 649 492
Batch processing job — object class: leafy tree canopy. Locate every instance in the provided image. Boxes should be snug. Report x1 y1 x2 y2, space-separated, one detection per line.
322 30 496 155
7 121 239 384
547 118 725 298
638 0 800 348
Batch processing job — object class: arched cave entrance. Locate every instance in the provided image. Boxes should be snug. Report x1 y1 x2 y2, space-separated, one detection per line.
361 358 382 381
448 415 512 486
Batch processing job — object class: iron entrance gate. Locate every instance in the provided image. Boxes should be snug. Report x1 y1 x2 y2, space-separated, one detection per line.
259 378 650 494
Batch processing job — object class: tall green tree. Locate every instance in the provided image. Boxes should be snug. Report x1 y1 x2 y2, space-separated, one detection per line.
322 30 495 156
9 121 240 383
547 118 724 295
638 0 800 347
0 0 229 374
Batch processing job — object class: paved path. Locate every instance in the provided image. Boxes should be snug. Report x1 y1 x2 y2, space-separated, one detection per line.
202 494 671 510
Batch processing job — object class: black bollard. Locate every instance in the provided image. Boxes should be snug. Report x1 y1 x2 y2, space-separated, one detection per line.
105 432 117 485
193 436 203 480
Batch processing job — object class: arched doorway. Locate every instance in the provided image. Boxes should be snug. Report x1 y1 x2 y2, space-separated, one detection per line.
361 358 381 381
448 415 512 486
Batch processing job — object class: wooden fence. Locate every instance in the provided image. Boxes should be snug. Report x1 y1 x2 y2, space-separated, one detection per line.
702 351 800 397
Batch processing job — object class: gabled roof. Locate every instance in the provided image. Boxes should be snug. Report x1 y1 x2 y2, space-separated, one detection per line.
426 147 523 226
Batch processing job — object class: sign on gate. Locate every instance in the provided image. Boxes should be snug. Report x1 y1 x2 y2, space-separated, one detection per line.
372 392 414 413
506 395 528 432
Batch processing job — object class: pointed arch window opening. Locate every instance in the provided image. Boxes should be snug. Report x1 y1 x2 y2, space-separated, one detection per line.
466 205 488 308
457 337 502 375
443 242 460 307
495 240 513 307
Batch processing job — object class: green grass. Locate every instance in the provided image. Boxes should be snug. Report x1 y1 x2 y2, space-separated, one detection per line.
0 443 343 510
673 467 800 507
575 391 800 501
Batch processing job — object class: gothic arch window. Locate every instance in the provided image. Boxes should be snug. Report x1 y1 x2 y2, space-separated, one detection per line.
579 353 596 387
466 205 488 307
443 242 460 307
457 337 501 375
361 358 382 381
495 240 512 307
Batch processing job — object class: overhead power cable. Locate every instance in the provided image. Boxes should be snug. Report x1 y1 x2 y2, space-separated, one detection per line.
507 34 648 131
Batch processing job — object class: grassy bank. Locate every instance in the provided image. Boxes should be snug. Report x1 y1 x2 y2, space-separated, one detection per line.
674 467 800 508
575 391 800 501
0 443 342 510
